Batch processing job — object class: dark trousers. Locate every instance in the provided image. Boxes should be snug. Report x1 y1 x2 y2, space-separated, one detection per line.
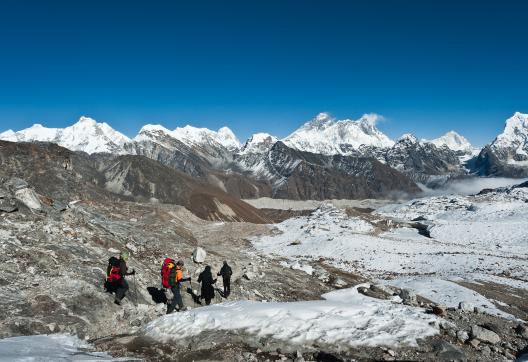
115 279 129 301
168 286 183 313
222 278 231 297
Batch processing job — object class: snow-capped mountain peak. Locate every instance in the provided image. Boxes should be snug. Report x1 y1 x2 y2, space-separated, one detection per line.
0 129 16 140
135 124 172 139
135 124 241 151
501 112 528 140
488 112 528 162
172 125 241 151
216 126 241 150
302 112 334 130
283 113 394 155
77 116 97 125
493 112 528 148
239 132 278 154
397 133 419 144
430 131 473 153
0 116 130 154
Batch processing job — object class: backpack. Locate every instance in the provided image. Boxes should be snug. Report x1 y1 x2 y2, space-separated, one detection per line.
107 256 122 283
161 258 175 288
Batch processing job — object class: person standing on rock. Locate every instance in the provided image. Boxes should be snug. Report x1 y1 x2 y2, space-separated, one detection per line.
167 260 191 314
217 261 232 298
198 265 217 305
113 251 135 306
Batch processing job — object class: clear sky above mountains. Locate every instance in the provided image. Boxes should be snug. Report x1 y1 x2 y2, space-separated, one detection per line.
0 0 527 146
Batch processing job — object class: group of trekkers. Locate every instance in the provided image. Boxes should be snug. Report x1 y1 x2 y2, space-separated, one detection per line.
104 251 232 314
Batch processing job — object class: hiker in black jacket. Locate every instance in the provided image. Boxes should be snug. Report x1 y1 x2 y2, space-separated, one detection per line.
217 261 232 297
198 265 216 305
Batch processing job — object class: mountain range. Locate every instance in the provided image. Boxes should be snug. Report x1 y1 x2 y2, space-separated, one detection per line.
1 112 527 204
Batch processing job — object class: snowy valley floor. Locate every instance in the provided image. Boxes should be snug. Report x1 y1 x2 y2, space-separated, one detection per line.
252 186 528 322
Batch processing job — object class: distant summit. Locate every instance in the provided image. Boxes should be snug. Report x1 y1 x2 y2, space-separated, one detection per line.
283 113 394 155
430 131 474 154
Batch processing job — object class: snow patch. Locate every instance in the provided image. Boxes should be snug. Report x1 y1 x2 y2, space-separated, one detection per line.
0 334 128 361
143 285 438 350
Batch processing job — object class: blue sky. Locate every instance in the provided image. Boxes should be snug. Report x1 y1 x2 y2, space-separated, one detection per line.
0 0 527 146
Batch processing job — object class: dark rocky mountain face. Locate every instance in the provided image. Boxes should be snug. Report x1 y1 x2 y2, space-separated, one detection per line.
235 141 421 200
383 136 464 184
347 136 465 185
474 146 528 178
471 113 528 178
0 141 269 223
123 136 211 178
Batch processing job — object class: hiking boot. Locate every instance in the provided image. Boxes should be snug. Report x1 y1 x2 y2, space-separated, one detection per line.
114 300 121 306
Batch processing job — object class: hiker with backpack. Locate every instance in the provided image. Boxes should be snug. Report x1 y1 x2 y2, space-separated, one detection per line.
217 261 233 298
198 265 217 305
161 259 191 314
106 251 135 306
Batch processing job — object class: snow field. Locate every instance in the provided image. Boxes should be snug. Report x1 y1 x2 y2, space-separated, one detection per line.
143 285 438 350
251 189 528 319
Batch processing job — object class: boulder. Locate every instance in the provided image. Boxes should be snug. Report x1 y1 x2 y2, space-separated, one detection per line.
15 187 42 210
458 301 475 312
243 271 256 280
481 345 491 356
400 289 417 306
456 330 469 343
52 200 68 212
515 324 528 339
471 325 501 344
333 278 347 288
0 199 17 213
357 286 369 295
370 283 394 295
474 306 486 315
432 340 466 360
192 247 206 263
432 304 448 317
468 339 480 348
5 178 29 192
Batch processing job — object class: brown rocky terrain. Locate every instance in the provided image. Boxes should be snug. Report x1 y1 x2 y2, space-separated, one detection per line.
0 141 269 223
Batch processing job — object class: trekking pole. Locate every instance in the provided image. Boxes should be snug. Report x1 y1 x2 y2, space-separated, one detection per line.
133 273 139 307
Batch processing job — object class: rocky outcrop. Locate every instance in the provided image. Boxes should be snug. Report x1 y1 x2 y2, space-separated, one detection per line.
475 145 528 177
